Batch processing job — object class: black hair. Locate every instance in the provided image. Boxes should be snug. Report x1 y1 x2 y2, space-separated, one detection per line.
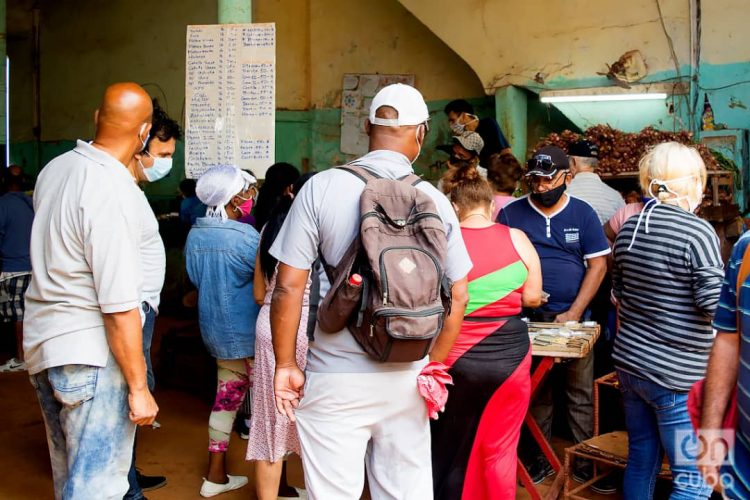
1 166 24 193
253 162 300 231
146 99 182 149
259 172 316 281
444 99 474 116
179 178 197 198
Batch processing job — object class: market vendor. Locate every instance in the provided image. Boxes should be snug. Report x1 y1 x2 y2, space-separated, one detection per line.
444 99 511 167
497 145 610 487
438 131 486 192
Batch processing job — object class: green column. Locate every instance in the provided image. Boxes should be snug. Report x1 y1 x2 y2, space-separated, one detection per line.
495 86 528 160
218 0 252 24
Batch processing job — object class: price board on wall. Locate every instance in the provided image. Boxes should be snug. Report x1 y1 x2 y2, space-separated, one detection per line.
185 23 276 179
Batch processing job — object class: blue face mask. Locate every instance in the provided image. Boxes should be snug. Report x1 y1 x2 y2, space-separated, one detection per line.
141 153 173 182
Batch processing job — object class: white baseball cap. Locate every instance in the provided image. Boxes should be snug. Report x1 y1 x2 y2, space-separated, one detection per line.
368 83 430 127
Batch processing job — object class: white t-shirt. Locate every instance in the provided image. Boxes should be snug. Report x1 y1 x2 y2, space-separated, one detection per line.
23 140 160 374
270 150 472 373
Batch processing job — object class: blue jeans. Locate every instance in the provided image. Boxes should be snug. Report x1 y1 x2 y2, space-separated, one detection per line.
124 302 157 500
30 351 135 500
617 369 713 500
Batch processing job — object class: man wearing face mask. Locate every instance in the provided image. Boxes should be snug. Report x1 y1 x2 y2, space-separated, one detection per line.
135 100 181 184
23 83 159 499
497 145 610 484
124 100 180 499
437 131 486 192
444 99 511 167
268 83 471 498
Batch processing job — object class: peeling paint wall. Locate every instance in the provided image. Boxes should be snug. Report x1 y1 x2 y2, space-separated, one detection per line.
8 0 487 204
398 0 691 92
398 0 750 159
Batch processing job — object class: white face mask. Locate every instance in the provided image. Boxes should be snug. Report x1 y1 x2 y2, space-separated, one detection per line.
648 175 702 212
137 123 150 153
141 153 174 182
411 124 424 165
628 174 702 250
450 114 478 136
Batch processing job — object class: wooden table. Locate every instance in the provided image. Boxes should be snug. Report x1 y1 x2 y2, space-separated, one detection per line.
517 322 601 500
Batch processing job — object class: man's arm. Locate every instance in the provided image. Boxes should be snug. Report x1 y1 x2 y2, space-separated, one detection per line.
271 263 310 422
698 332 740 483
428 277 469 363
104 309 158 426
555 255 607 323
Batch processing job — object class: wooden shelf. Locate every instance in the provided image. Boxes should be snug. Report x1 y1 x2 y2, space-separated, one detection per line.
599 170 734 179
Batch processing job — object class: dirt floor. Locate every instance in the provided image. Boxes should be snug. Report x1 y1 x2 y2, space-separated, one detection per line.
0 315 619 500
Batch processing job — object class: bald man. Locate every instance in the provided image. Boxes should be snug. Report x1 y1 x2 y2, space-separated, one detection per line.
24 83 160 500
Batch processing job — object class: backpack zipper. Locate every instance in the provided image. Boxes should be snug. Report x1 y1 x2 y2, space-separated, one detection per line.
379 246 442 306
361 211 441 227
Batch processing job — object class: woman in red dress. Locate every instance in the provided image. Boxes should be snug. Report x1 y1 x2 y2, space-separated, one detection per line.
432 163 543 499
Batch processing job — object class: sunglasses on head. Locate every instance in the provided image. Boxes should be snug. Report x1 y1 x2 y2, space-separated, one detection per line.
525 158 559 178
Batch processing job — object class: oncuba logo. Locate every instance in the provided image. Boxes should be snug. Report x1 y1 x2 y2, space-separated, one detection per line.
675 429 734 466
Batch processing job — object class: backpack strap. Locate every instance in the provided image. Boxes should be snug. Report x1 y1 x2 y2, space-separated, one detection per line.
340 163 423 187
339 164 381 183
398 173 424 187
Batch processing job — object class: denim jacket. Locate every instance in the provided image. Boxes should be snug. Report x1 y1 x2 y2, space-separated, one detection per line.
185 217 260 359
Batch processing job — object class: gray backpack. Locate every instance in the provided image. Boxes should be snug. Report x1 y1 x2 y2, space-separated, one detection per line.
317 164 452 362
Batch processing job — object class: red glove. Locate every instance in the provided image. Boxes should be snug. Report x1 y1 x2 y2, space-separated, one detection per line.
417 361 453 420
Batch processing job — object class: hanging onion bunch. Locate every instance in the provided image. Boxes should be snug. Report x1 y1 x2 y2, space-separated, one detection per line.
535 126 719 174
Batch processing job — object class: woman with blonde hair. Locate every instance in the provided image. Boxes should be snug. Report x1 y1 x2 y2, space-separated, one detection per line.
432 162 542 499
612 142 723 499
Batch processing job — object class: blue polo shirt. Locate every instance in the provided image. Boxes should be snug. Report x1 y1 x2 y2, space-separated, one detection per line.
498 194 610 313
712 232 750 499
0 192 34 272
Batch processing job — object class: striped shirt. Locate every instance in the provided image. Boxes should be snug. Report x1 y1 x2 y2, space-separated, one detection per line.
612 203 724 391
567 172 626 224
712 232 750 499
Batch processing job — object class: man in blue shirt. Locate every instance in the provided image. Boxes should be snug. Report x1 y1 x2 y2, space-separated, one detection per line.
0 166 34 372
702 232 750 498
498 145 610 485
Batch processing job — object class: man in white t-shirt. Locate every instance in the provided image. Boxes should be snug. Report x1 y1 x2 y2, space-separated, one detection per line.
24 83 159 500
269 84 471 499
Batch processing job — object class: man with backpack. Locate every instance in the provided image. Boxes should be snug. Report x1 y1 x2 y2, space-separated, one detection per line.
268 83 471 499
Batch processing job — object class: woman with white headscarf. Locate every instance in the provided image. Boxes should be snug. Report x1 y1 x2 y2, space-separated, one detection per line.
185 165 260 497
612 142 723 499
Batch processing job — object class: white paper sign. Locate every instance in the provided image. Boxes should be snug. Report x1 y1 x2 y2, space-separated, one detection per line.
185 23 276 178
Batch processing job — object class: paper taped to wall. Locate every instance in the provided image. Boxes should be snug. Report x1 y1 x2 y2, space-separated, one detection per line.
185 23 276 179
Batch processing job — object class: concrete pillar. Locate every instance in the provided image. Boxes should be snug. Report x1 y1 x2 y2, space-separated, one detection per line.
495 85 528 160
218 0 252 24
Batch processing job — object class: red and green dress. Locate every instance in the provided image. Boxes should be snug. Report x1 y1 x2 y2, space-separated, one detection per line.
432 224 532 500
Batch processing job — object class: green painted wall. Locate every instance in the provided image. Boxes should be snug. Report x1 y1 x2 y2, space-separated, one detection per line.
10 95 495 209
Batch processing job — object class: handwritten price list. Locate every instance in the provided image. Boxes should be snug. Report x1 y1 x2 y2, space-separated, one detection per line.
185 23 276 178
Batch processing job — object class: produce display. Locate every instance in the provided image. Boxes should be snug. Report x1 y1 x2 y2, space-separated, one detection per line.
535 125 720 174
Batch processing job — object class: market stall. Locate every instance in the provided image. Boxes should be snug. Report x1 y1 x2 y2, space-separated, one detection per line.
535 125 746 261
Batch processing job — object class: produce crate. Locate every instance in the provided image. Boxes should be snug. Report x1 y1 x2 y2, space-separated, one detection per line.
700 129 748 212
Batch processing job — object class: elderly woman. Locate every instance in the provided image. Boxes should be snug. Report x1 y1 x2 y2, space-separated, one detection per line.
612 142 723 499
185 165 260 498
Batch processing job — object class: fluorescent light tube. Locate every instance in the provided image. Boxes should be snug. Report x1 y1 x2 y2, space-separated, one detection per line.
540 93 668 103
